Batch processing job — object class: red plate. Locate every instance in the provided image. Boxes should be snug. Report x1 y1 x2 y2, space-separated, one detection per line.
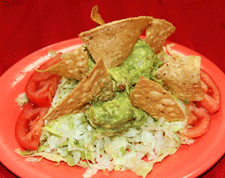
0 38 224 178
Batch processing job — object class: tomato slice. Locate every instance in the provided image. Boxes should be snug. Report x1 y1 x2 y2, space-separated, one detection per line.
15 101 49 150
182 103 211 138
25 53 62 107
195 70 221 114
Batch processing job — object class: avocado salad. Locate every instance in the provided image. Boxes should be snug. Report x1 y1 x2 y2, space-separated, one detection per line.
16 39 192 178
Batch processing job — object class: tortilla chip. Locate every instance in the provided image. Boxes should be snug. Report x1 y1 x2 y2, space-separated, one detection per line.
44 59 115 120
146 19 175 53
91 5 105 25
79 16 153 68
129 76 185 121
39 46 89 81
156 55 205 101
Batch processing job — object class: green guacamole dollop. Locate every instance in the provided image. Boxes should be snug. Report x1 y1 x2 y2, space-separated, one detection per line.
86 39 163 136
107 39 163 92
86 92 148 136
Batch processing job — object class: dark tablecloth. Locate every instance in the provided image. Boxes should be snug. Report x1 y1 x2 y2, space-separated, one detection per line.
0 0 224 177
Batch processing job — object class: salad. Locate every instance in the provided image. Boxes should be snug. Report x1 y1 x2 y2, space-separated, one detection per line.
14 6 221 178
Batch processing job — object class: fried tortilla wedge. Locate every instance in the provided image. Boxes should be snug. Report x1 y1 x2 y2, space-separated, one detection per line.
39 46 89 81
146 18 175 53
156 55 205 101
44 59 115 120
79 16 153 68
91 5 105 25
129 76 185 121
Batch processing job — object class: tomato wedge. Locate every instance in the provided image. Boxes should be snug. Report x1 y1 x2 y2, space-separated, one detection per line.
181 70 221 138
25 53 62 107
182 103 210 138
15 101 49 150
195 70 221 114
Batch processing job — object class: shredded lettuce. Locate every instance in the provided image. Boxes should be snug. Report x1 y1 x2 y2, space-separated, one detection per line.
15 93 29 107
16 111 191 178
51 77 78 108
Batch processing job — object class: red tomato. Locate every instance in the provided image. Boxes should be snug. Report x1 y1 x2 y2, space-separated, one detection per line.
15 101 49 150
195 70 221 114
25 53 62 107
182 103 211 138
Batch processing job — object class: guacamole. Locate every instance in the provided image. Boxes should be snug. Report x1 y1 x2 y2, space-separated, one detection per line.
85 39 163 136
107 39 163 92
86 92 147 136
